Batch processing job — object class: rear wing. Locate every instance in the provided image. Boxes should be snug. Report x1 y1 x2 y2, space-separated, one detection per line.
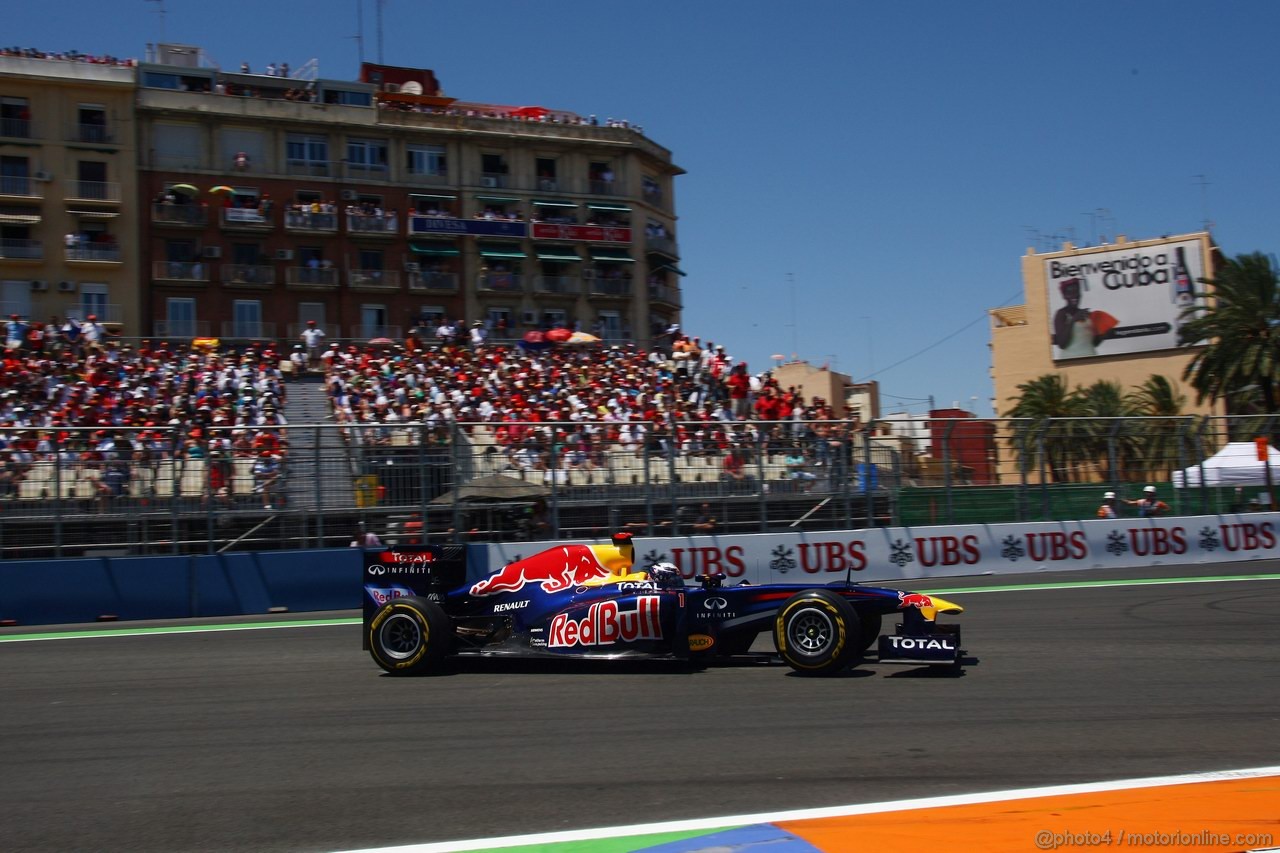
361 545 468 647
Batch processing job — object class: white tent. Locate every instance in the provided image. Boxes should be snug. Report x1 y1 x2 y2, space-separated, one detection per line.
1172 441 1280 488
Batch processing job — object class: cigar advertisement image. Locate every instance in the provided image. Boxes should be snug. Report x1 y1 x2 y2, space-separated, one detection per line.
1046 238 1205 361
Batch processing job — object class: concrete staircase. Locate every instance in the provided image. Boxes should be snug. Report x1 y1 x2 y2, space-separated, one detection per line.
282 375 357 510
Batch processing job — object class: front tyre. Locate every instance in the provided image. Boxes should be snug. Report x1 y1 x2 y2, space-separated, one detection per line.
368 597 452 675
773 590 860 676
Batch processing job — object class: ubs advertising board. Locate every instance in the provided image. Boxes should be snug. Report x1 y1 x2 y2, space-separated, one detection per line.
1046 238 1205 361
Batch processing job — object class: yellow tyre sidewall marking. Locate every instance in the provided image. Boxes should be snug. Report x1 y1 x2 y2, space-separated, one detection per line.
777 597 846 670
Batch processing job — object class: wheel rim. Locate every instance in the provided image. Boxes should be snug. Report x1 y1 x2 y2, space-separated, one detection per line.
378 612 423 660
787 606 835 656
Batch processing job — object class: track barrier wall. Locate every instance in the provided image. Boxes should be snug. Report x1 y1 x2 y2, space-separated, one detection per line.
3 514 1278 625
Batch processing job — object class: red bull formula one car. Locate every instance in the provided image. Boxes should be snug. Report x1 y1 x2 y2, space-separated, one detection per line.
363 532 965 677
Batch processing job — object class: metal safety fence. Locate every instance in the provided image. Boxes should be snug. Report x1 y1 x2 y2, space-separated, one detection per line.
0 416 1273 559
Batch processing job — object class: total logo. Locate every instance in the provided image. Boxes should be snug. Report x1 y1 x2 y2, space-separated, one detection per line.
548 596 663 648
365 584 414 606
885 635 955 652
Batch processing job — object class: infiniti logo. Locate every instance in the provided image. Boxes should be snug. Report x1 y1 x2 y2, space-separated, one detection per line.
703 597 728 610
366 565 386 575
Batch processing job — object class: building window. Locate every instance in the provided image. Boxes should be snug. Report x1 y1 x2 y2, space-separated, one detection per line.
346 138 388 171
166 297 196 337
357 249 383 270
77 105 108 143
480 153 508 187
232 300 262 337
360 304 388 338
1 97 31 138
80 283 108 320
406 144 447 176
286 134 329 174
535 157 558 191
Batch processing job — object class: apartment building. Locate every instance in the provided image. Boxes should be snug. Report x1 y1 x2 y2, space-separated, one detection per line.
137 46 685 344
0 53 140 332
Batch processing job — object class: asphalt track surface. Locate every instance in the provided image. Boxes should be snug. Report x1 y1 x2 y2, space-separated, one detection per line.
2 561 1279 853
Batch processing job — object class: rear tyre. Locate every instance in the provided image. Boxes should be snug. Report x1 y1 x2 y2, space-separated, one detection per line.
773 590 860 676
368 596 452 675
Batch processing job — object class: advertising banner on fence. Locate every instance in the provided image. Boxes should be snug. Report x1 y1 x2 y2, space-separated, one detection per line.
476 514 1280 586
1046 237 1206 361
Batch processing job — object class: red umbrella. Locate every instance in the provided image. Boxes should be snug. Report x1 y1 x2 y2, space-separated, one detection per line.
512 106 549 118
544 328 573 343
522 330 546 344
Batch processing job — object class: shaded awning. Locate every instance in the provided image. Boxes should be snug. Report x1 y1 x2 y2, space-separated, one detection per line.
410 193 457 200
532 199 578 208
586 203 632 212
68 209 120 218
478 243 526 259
535 246 582 262
589 248 634 263
652 263 687 277
474 195 521 203
410 241 460 256
0 213 40 224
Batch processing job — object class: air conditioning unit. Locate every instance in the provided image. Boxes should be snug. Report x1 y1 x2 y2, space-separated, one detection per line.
480 176 499 188
57 280 77 293
274 249 294 261
340 189 358 201
29 279 48 292
404 262 420 273
32 171 53 182
202 246 222 259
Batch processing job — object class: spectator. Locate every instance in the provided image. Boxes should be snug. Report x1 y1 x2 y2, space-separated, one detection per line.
691 502 717 534
252 450 281 509
1127 486 1170 518
301 320 325 369
350 524 382 547
1096 491 1120 519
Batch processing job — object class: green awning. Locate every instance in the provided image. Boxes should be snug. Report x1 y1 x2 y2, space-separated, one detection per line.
652 263 687 277
478 243 527 259
535 246 582 262
0 214 40 224
532 199 578 208
410 241 460 257
590 249 634 263
474 195 521 203
586 203 632 212
410 193 457 200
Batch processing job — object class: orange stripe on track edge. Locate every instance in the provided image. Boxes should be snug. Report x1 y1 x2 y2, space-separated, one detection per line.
777 777 1280 853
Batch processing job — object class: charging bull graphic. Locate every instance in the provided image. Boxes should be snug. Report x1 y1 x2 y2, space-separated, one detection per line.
470 536 635 597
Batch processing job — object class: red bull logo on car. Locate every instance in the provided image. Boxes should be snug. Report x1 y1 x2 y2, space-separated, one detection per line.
365 585 415 607
469 545 617 596
898 592 934 609
548 597 663 648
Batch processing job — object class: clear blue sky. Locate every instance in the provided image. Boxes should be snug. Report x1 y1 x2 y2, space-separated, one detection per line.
10 0 1280 415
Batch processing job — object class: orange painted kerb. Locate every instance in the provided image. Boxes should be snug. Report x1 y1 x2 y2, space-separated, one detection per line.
779 776 1280 853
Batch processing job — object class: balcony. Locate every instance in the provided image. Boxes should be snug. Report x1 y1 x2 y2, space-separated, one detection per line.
345 163 390 182
220 320 278 339
477 172 509 189
0 176 41 200
285 266 339 290
66 244 122 263
533 275 581 296
286 322 338 340
152 260 208 283
646 234 679 258
588 278 632 299
347 212 399 237
66 181 121 203
649 283 682 308
152 320 212 339
152 203 207 227
588 179 620 196
220 264 275 289
0 117 33 139
406 271 458 293
0 239 43 261
404 171 450 188
349 324 402 341
284 210 338 233
347 269 401 291
63 303 124 325
71 122 113 144
220 207 274 231
476 272 523 294
285 160 331 178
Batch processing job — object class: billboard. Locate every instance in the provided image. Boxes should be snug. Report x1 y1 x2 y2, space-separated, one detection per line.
1046 237 1205 361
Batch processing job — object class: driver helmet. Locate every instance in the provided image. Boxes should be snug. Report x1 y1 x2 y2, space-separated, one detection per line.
647 561 681 587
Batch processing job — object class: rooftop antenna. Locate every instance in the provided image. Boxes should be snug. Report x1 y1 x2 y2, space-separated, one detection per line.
787 272 798 361
145 0 166 43
1193 174 1214 232
351 0 365 66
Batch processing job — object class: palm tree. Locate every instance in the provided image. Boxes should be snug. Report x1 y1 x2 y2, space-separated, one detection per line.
1006 374 1088 482
1078 380 1140 483
1179 251 1280 414
1126 374 1195 480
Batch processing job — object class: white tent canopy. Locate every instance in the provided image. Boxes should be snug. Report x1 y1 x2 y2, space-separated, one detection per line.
1172 441 1280 488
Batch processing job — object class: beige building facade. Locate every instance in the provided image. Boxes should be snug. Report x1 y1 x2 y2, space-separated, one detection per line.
0 55 140 332
990 232 1220 417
